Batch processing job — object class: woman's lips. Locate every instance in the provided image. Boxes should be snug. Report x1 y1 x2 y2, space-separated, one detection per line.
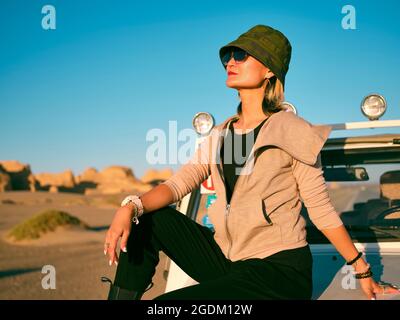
228 72 238 76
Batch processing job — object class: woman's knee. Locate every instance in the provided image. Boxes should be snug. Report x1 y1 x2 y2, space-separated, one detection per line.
129 205 188 244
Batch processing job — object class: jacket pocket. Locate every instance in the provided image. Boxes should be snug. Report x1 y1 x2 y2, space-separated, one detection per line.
261 199 274 226
234 196 283 251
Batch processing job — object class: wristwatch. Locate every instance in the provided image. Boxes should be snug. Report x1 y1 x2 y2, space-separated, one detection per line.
121 195 144 225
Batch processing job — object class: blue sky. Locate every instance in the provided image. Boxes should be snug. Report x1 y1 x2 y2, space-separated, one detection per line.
0 0 399 178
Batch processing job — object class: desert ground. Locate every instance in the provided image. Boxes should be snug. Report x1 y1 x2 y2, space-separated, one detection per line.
0 191 169 300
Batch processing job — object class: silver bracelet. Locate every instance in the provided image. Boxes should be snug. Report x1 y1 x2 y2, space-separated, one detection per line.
121 195 144 225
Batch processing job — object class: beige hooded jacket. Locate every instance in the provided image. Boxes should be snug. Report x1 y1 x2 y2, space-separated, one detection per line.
162 110 343 261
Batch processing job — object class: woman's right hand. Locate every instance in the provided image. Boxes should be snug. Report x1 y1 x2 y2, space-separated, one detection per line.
104 204 136 266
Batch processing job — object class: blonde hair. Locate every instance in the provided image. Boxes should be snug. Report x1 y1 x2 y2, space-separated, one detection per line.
237 76 285 116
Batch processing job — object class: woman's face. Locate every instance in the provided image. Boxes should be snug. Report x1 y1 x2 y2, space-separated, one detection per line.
225 52 274 89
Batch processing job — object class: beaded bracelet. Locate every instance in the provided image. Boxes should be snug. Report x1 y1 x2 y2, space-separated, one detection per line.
355 268 373 279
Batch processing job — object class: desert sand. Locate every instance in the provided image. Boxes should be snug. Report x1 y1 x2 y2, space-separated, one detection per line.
0 191 168 300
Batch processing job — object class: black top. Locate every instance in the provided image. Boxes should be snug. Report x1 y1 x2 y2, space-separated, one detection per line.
221 117 268 204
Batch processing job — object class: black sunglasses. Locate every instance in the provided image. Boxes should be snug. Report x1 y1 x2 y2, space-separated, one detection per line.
221 48 249 67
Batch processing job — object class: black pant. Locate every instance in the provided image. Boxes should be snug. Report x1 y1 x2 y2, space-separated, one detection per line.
113 206 313 300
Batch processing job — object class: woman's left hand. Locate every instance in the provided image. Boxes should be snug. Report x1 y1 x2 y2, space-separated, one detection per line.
359 277 400 300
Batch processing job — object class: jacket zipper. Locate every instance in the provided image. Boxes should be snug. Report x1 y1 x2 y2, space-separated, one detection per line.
221 157 252 259
219 117 257 259
218 116 275 258
224 203 232 259
218 118 238 260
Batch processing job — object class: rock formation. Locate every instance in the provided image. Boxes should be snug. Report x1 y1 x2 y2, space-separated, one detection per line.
35 169 76 190
76 167 101 184
0 160 172 195
141 168 173 185
83 165 151 195
0 166 11 192
0 160 37 191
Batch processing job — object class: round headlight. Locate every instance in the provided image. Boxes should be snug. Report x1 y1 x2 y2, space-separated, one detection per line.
280 101 297 115
360 94 387 120
192 112 215 135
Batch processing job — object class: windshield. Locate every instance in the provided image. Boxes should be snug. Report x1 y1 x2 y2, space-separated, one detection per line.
306 163 400 244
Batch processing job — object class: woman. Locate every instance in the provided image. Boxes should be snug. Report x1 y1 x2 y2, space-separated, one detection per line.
102 25 399 300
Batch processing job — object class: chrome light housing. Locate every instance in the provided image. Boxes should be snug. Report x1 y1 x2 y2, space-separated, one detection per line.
281 101 297 115
360 94 387 120
192 112 215 135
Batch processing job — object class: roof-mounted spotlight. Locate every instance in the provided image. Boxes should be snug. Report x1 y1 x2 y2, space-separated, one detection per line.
281 101 297 115
361 94 387 121
192 112 215 135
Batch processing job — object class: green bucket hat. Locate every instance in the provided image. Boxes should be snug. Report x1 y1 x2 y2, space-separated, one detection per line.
219 25 292 88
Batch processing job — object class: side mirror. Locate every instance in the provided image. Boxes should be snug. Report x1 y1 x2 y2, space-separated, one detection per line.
323 167 369 182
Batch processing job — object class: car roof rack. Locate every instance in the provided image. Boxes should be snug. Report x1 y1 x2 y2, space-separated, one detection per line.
319 119 400 150
324 119 400 131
